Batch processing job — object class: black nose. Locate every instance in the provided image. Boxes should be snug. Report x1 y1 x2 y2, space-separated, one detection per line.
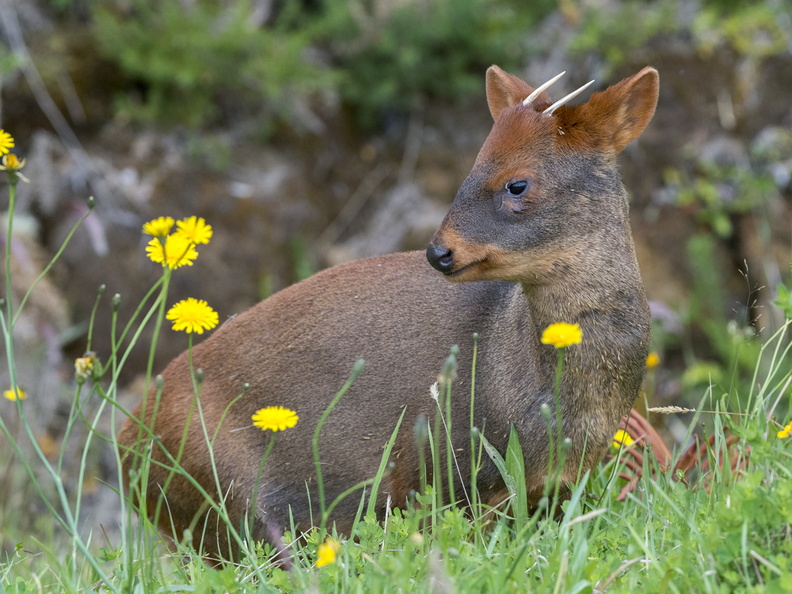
426 244 454 274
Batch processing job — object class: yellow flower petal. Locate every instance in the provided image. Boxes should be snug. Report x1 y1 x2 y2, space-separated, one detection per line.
646 352 660 369
778 422 792 439
146 234 199 269
612 429 634 449
316 538 340 568
175 216 213 245
0 154 25 171
142 216 175 238
4 387 27 401
0 130 15 155
252 406 299 432
540 322 583 348
166 298 219 334
74 352 99 382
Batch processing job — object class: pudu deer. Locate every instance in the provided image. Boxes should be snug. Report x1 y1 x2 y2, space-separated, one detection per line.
119 64 658 559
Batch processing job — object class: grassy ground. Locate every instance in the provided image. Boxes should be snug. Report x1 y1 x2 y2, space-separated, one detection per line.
2 377 791 593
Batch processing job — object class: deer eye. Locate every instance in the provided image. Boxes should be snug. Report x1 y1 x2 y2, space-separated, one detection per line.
505 180 530 196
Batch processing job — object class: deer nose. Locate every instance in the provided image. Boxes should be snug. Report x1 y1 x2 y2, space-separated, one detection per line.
426 244 454 274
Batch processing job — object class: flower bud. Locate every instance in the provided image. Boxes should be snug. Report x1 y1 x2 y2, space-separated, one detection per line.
74 352 100 383
561 438 572 454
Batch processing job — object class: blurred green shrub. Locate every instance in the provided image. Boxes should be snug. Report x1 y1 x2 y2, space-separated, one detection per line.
314 0 555 129
569 1 678 66
693 1 792 59
570 0 792 67
90 0 554 131
664 162 776 239
93 0 335 129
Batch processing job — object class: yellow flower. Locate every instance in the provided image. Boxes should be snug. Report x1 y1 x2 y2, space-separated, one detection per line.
166 298 219 334
0 130 14 155
74 352 99 382
4 387 27 401
175 216 213 245
146 234 199 269
646 352 660 369
142 216 175 238
612 429 634 449
0 154 25 171
316 538 341 568
252 406 299 432
0 153 30 183
541 322 583 348
778 422 792 439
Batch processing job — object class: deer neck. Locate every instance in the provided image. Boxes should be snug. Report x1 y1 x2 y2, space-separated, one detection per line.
518 225 649 409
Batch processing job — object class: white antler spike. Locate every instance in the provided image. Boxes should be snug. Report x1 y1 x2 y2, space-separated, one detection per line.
522 71 566 107
543 79 596 115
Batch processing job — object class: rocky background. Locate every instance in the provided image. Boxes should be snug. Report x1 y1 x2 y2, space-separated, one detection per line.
0 0 790 542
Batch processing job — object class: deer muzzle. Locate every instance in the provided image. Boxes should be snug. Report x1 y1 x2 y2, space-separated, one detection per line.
426 243 455 274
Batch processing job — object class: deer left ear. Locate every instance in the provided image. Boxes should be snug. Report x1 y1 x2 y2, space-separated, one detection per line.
572 67 659 154
486 65 536 121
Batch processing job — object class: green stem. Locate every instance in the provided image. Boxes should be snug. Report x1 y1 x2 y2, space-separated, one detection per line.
4 182 16 323
151 333 197 541
188 347 256 558
553 348 565 470
432 391 443 511
106 280 166 398
130 269 172 447
323 476 379 528
144 268 172 395
445 378 455 505
0 216 117 591
469 333 480 518
313 359 365 533
113 277 164 354
11 202 94 327
250 434 276 538
72 382 110 533
85 284 106 353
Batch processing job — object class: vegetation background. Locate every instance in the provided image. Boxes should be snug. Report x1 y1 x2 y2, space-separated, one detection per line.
0 0 790 591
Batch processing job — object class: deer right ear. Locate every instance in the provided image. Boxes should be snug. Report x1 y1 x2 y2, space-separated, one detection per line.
577 67 660 154
486 66 536 121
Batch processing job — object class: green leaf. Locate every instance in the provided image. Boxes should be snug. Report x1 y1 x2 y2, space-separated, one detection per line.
480 428 528 523
504 426 528 526
774 283 792 319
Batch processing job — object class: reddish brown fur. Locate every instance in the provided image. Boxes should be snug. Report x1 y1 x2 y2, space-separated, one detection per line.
554 67 660 154
119 65 658 560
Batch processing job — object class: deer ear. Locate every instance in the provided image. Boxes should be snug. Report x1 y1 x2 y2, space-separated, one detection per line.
575 67 659 153
486 66 536 121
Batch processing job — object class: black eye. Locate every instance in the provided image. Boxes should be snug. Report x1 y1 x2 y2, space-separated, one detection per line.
505 180 530 196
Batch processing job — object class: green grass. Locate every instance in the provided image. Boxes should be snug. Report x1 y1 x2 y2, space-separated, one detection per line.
1 133 791 592
4 401 791 593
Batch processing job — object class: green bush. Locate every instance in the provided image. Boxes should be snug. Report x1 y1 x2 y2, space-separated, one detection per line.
318 0 555 129
90 0 555 131
570 0 792 67
569 1 679 67
93 0 335 129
